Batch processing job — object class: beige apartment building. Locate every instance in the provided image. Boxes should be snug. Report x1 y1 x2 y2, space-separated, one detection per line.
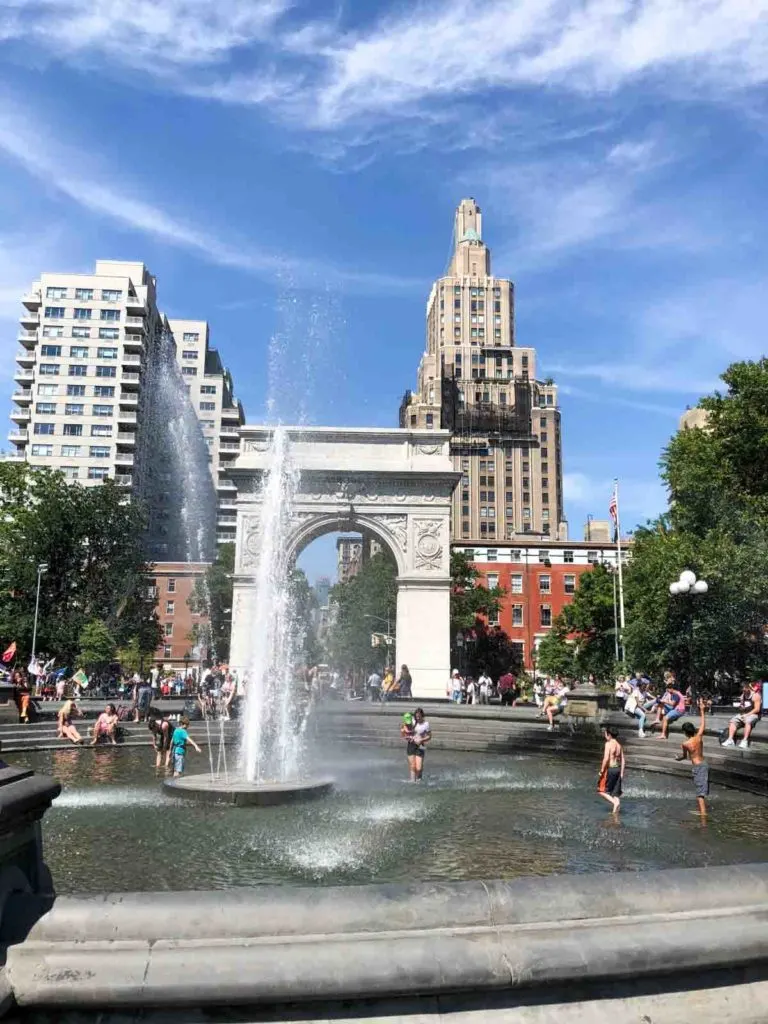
9 263 244 547
400 199 566 544
11 260 159 491
166 319 244 546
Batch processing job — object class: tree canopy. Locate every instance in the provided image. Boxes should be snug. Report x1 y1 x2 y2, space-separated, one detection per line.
327 551 397 673
189 542 235 662
0 463 161 667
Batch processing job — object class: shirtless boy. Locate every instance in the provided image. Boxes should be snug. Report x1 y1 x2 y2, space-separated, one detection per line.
598 727 625 814
676 698 709 817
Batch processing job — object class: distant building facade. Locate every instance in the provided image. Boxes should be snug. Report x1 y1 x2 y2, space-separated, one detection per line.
149 562 210 671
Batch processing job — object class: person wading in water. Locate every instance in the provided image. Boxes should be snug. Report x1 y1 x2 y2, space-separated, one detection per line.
597 727 625 814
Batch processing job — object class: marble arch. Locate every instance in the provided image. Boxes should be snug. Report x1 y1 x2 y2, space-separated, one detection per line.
228 426 460 700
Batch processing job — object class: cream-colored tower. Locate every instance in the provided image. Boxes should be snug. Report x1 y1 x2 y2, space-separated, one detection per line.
400 199 566 542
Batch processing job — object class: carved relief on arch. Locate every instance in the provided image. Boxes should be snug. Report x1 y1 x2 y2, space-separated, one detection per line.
413 517 444 572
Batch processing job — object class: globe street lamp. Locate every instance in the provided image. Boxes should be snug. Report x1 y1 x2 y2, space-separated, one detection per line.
668 569 709 694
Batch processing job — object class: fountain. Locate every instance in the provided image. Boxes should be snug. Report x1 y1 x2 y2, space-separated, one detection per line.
164 425 333 806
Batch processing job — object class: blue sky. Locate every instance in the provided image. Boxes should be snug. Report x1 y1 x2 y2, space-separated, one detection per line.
1 0 767 583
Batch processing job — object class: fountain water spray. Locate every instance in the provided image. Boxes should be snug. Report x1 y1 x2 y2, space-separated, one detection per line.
240 426 309 783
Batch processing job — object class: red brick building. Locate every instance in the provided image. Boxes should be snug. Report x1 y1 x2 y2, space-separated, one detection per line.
149 562 211 672
456 539 629 670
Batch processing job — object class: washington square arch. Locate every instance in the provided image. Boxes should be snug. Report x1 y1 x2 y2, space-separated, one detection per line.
228 426 460 699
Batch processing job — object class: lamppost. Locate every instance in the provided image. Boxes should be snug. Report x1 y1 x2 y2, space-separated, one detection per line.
455 630 465 675
363 613 394 668
669 569 709 695
31 562 48 666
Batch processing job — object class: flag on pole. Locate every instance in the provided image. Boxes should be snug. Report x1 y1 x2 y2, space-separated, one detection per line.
2 641 16 663
72 669 89 690
608 487 618 525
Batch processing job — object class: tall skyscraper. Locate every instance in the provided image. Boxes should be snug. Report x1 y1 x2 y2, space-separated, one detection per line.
9 263 244 547
400 199 566 543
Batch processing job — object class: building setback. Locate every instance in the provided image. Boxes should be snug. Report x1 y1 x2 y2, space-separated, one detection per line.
400 199 566 544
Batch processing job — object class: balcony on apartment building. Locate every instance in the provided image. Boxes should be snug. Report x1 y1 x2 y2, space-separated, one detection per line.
121 352 142 365
116 429 136 445
10 408 30 424
219 427 240 439
8 428 28 445
124 316 146 332
21 290 41 311
15 349 35 367
13 369 34 385
11 388 32 405
125 294 147 314
114 474 133 487
17 329 38 350
115 454 135 467
119 392 139 407
19 310 38 331
121 372 141 386
118 412 138 425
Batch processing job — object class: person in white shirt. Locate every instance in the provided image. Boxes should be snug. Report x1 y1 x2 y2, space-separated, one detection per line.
478 670 492 704
367 670 382 703
407 707 432 781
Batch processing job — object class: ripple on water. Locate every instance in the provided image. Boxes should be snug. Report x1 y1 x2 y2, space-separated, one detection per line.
54 787 174 809
338 799 430 824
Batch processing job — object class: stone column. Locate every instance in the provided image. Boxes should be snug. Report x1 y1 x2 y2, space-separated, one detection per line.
396 578 451 700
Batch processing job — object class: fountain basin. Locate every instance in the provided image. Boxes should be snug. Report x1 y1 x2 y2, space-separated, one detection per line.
163 773 334 807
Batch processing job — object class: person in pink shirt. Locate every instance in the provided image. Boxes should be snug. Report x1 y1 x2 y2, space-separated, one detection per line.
656 675 687 739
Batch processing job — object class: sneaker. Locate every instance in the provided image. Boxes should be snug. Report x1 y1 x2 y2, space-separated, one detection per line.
547 725 554 732
738 739 750 749
721 738 736 748
638 729 646 738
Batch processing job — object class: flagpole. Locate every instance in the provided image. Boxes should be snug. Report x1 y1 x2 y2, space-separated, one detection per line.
613 479 626 662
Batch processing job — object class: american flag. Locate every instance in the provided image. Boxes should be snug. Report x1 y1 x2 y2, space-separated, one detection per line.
609 488 618 524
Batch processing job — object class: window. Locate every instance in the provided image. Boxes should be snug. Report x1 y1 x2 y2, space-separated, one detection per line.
182 332 199 342
509 549 521 561
73 308 92 321
41 344 62 357
61 445 81 457
35 402 56 415
539 574 551 594
163 645 172 659
587 550 598 564
182 350 198 359
181 366 197 376
487 549 498 562
42 326 64 338
34 422 55 436
37 384 58 396
540 605 552 627
199 401 215 411
542 493 549 504
540 416 547 427
96 366 116 378
101 289 122 302
69 365 88 377
512 605 523 626
73 326 92 338
88 467 109 480
65 403 84 415
39 364 60 378
93 404 113 417
91 424 112 437
45 287 66 299
89 446 110 458
538 550 549 563
94 385 115 397
97 347 117 359
44 306 65 319
510 574 523 594
167 578 176 593
564 550 574 563
486 573 499 589
63 424 82 436
564 574 576 595
166 600 175 615
30 444 53 457
200 385 216 395
98 328 119 340
75 288 93 301
164 623 174 638
488 608 499 627
425 413 434 427
70 346 89 358
100 309 120 321
61 466 79 480
201 419 215 429
67 384 86 397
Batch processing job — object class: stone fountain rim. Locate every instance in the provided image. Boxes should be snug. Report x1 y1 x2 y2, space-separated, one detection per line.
162 773 334 806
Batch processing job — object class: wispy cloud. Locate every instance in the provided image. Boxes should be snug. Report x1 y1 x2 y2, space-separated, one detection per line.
564 470 667 526
0 104 420 294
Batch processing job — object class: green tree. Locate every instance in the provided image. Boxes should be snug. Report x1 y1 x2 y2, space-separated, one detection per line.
327 552 397 673
0 463 160 666
288 567 323 666
188 543 235 661
77 619 116 673
536 618 575 678
561 563 618 681
450 551 504 635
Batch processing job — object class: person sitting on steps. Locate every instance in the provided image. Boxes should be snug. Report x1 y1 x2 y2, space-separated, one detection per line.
723 683 762 749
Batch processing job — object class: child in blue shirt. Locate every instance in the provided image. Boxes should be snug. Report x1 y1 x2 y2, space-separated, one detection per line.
170 716 201 777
